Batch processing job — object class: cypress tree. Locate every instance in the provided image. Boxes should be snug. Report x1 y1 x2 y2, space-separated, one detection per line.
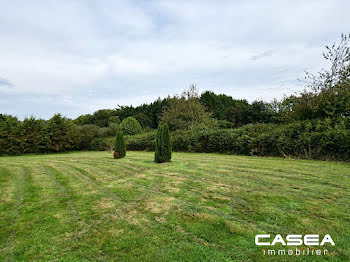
155 124 163 162
114 130 126 159
162 123 172 161
155 123 172 163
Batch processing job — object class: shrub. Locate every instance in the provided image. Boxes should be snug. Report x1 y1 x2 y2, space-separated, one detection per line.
114 131 126 159
0 115 23 155
78 124 100 150
126 131 156 151
108 116 121 126
90 137 113 151
161 86 216 131
217 120 235 129
93 109 113 127
155 123 172 163
22 117 44 154
134 113 152 129
98 124 119 137
119 117 142 135
45 114 80 152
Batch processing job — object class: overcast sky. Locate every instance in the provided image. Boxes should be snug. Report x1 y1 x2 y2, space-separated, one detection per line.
1 0 349 119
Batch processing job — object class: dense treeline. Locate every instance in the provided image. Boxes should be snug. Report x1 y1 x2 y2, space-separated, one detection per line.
71 84 280 131
1 34 349 160
0 114 79 155
200 91 279 126
73 98 171 129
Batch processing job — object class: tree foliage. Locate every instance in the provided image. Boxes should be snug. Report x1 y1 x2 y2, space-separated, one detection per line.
108 116 121 126
73 114 95 126
134 113 152 129
0 114 80 155
45 114 79 152
224 100 278 127
200 91 245 120
0 114 22 155
119 116 142 135
77 124 100 150
22 117 44 153
282 34 350 121
93 110 113 127
162 85 216 130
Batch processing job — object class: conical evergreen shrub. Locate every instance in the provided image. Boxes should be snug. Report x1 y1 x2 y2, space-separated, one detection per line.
155 124 164 163
155 123 172 163
114 130 126 159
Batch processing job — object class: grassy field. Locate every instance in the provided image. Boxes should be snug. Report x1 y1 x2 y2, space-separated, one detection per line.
0 151 349 261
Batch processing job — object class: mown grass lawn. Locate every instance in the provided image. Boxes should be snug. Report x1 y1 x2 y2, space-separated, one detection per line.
0 151 349 261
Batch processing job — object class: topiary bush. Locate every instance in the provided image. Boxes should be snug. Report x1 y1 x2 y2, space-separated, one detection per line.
114 130 126 159
155 123 172 163
119 117 142 135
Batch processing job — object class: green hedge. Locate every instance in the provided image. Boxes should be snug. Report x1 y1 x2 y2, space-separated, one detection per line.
126 131 157 151
90 137 114 151
2 113 349 161
125 118 350 161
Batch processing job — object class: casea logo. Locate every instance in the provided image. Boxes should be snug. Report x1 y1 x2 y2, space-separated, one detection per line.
255 234 335 257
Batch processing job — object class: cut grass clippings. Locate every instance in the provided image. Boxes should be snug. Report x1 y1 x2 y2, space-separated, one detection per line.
0 151 349 261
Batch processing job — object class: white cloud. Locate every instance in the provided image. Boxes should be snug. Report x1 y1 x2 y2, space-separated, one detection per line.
0 0 349 119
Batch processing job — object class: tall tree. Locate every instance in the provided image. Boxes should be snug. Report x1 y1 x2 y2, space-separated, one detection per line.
0 114 22 155
93 109 113 127
162 85 216 130
282 33 350 121
133 113 152 129
200 91 243 119
73 114 95 126
22 117 44 153
45 114 79 152
108 116 121 126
